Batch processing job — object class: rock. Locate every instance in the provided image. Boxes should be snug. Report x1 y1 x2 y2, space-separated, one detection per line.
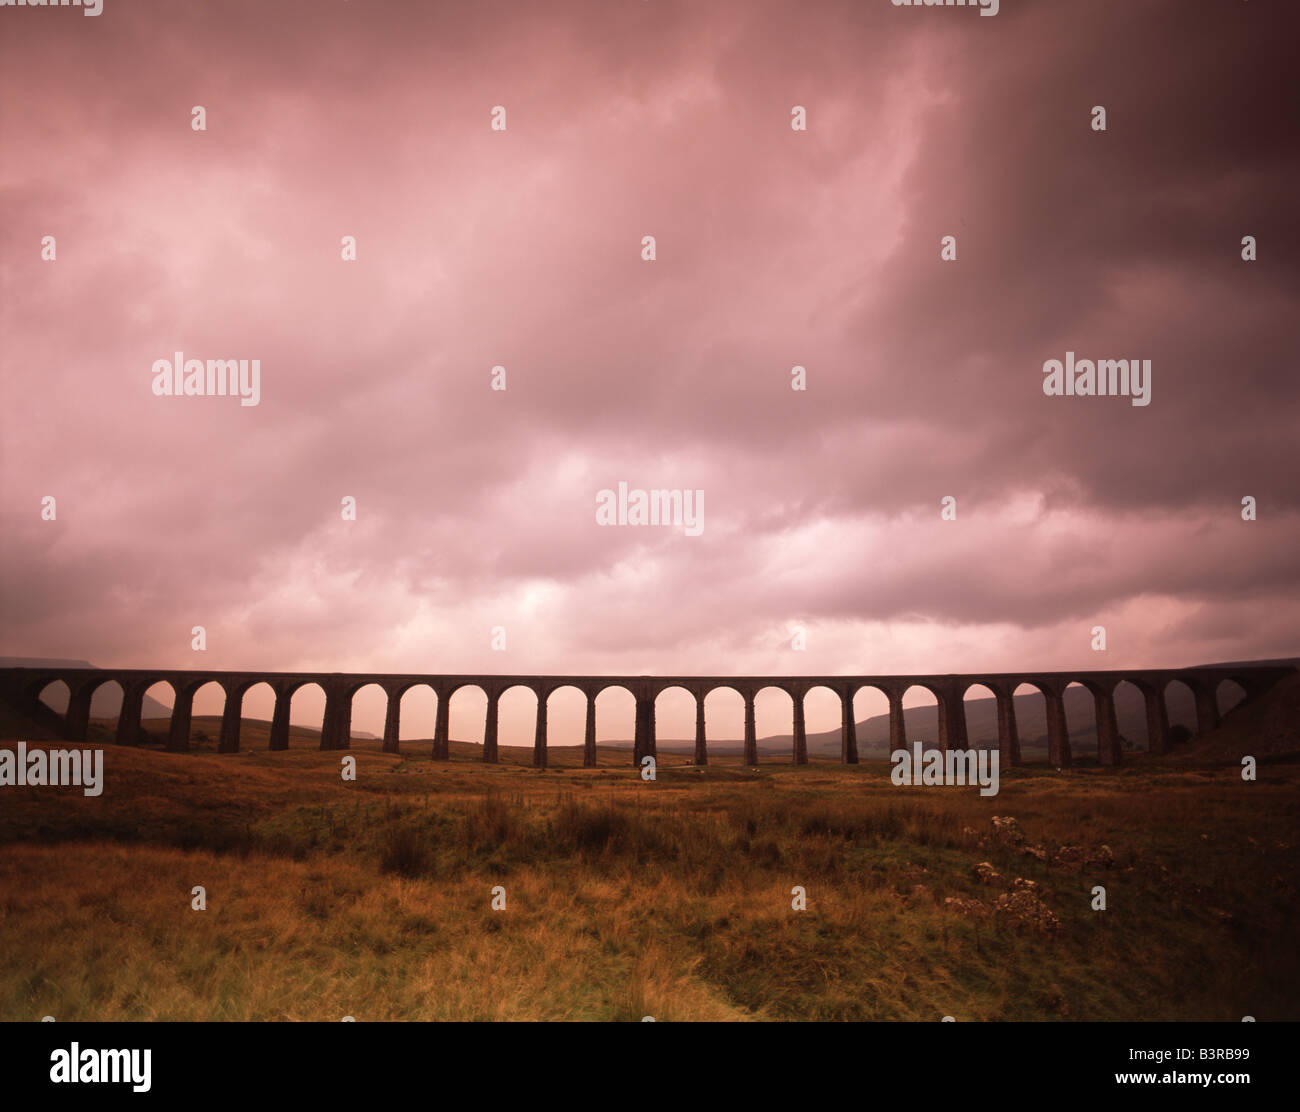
994 884 1061 936
971 862 1004 887
991 815 1024 843
944 896 990 920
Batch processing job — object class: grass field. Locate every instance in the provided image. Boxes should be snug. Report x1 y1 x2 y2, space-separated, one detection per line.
1 728 1296 1021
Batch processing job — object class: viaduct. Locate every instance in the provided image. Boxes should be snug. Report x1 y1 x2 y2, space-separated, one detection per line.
1 662 1293 769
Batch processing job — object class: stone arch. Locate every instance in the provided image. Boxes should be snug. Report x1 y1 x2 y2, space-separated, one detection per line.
1161 677 1200 742
347 682 388 751
84 678 124 742
753 684 794 765
286 681 327 749
1215 678 1247 719
397 683 439 749
702 685 744 764
801 684 841 764
232 681 277 751
653 684 696 765
544 684 588 765
36 677 71 715
898 683 940 754
959 682 999 751
136 679 177 748
35 675 123 742
180 679 227 750
498 683 540 766
447 683 488 755
1112 678 1150 753
1053 680 1092 767
850 684 890 760
594 684 636 763
1009 681 1051 760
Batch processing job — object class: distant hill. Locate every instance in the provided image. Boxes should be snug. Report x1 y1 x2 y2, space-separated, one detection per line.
648 683 1214 755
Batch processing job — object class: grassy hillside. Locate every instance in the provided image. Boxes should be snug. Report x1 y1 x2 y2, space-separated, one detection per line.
1 736 1295 1021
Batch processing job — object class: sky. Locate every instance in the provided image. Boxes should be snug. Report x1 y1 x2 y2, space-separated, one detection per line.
2 0 1297 744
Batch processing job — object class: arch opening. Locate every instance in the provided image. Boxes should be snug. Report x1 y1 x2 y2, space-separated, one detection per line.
899 684 939 753
239 682 278 748
349 682 388 750
594 686 635 760
287 682 327 749
137 681 177 748
1113 680 1150 753
851 686 890 758
702 687 744 762
184 679 227 750
802 685 841 762
1216 679 1247 719
753 685 793 765
545 685 588 764
398 685 439 745
448 685 487 753
1162 679 1199 744
960 682 998 753
653 685 696 766
497 685 540 766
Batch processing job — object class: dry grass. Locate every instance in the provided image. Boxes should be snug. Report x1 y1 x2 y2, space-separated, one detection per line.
1 739 1296 1021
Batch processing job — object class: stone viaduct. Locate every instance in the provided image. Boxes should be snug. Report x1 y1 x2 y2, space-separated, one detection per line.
1 662 1293 769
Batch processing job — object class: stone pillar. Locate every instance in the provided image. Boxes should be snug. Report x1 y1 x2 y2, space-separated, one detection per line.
1095 687 1122 766
321 684 351 751
269 686 291 751
633 693 653 767
168 685 195 752
995 688 1020 768
936 686 967 754
743 691 758 766
337 687 353 750
792 691 808 765
583 694 597 768
115 684 145 747
533 692 548 768
841 688 859 764
1144 686 1170 754
483 691 499 763
694 695 708 766
1045 688 1072 768
218 687 243 753
1193 683 1221 737
888 691 907 757
433 691 450 760
382 689 401 754
66 683 94 742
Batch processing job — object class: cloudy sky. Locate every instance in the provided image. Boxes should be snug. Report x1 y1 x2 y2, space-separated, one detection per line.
2 0 1297 743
